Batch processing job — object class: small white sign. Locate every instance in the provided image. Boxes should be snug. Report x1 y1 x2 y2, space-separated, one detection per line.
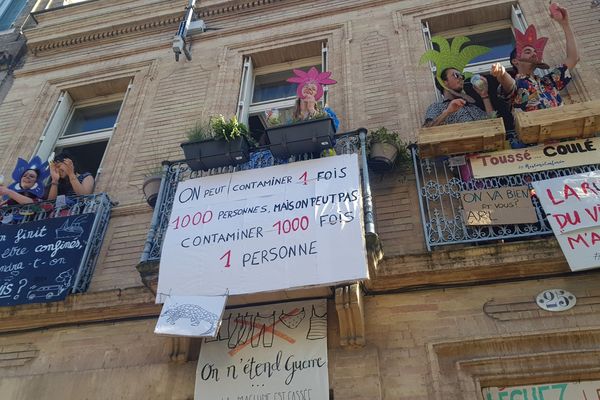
155 295 227 337
536 289 576 312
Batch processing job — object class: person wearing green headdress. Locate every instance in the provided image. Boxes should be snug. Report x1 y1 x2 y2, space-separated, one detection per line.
420 36 496 127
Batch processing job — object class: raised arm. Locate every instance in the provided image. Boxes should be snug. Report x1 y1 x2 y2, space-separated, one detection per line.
551 5 579 69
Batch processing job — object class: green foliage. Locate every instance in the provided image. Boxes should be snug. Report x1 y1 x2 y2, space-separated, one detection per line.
185 116 256 146
186 121 213 142
367 127 411 167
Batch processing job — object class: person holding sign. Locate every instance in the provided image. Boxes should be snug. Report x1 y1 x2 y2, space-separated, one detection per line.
47 151 95 200
0 156 49 206
491 3 579 113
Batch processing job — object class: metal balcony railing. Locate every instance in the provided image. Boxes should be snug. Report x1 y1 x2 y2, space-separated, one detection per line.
412 146 600 251
0 193 113 292
141 129 376 263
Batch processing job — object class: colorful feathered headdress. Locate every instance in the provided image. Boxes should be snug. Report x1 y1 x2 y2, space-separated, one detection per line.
419 36 490 89
514 24 549 61
7 156 50 198
286 67 337 101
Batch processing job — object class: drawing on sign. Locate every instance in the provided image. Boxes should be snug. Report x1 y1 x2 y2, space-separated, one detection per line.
55 216 86 239
26 268 73 300
279 307 305 329
306 306 327 340
160 303 220 335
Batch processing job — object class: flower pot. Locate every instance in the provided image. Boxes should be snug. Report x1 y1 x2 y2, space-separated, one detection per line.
142 175 162 208
181 136 250 171
368 142 399 172
266 117 336 159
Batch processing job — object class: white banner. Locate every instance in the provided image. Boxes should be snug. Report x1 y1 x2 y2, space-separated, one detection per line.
532 171 600 271
195 299 328 400
157 154 368 300
483 380 600 399
155 294 227 337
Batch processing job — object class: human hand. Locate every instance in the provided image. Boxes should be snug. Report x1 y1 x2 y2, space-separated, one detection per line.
0 185 9 196
550 3 568 25
446 99 466 114
490 63 506 79
50 162 60 183
62 158 76 178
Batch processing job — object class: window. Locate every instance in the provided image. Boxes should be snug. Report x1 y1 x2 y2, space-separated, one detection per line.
0 0 26 31
422 4 527 98
36 77 131 178
236 41 328 143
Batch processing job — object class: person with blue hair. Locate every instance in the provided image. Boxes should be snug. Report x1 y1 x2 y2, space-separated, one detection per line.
0 156 50 206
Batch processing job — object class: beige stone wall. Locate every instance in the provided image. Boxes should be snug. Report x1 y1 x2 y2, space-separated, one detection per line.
1 274 599 399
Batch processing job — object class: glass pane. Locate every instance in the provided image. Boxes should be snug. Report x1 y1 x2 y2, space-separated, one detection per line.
63 101 122 136
252 65 321 104
0 0 27 30
454 28 515 64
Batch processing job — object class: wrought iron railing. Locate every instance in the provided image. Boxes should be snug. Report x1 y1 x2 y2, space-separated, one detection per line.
0 193 113 292
141 129 374 262
412 146 600 251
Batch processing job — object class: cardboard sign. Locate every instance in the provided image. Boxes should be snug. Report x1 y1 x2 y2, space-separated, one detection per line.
461 186 538 225
155 294 227 337
469 137 600 178
0 214 94 306
195 299 328 400
532 171 600 271
483 380 600 400
157 154 368 301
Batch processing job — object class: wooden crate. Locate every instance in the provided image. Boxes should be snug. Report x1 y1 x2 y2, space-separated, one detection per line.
515 100 600 144
418 118 506 158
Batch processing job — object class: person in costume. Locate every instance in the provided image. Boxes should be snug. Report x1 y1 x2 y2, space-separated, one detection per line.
286 66 340 131
0 156 50 206
47 151 95 200
420 36 496 127
491 3 579 112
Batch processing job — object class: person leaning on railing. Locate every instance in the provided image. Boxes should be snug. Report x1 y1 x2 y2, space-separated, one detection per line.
0 156 49 207
47 152 95 200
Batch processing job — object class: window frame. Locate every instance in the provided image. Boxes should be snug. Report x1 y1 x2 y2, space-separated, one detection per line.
35 81 132 179
0 0 27 32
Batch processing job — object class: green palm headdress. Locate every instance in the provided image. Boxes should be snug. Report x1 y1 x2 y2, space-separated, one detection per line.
419 36 490 89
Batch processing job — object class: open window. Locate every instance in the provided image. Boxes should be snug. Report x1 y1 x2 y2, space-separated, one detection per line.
35 77 131 179
236 41 328 144
422 4 527 100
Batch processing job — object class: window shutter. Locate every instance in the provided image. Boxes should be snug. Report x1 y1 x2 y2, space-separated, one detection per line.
236 56 254 125
511 4 527 33
36 91 73 162
321 41 329 105
421 22 442 101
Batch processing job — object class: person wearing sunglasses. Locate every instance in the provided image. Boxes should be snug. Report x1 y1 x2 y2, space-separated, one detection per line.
47 151 95 200
0 156 50 207
423 67 494 127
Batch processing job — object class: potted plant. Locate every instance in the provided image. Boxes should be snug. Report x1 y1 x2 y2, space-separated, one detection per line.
180 116 253 171
366 127 410 172
142 165 164 208
265 108 336 159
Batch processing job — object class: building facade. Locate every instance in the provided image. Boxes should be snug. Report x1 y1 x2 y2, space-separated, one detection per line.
1 0 600 399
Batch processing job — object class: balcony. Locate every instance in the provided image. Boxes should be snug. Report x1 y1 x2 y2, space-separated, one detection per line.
0 194 113 306
139 129 380 294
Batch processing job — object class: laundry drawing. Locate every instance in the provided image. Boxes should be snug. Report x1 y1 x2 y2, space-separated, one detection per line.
279 307 305 329
306 305 327 340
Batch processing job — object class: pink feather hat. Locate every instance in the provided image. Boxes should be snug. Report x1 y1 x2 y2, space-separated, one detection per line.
514 24 549 61
286 67 337 101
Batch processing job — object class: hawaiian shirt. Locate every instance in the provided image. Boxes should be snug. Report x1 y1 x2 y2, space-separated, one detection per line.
504 64 572 112
423 100 488 126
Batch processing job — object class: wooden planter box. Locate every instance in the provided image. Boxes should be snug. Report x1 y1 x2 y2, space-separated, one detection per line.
180 137 250 171
418 118 506 158
515 100 600 144
266 117 335 158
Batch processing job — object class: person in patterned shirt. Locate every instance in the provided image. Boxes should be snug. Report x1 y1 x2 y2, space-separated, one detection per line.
423 67 494 127
491 4 579 112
